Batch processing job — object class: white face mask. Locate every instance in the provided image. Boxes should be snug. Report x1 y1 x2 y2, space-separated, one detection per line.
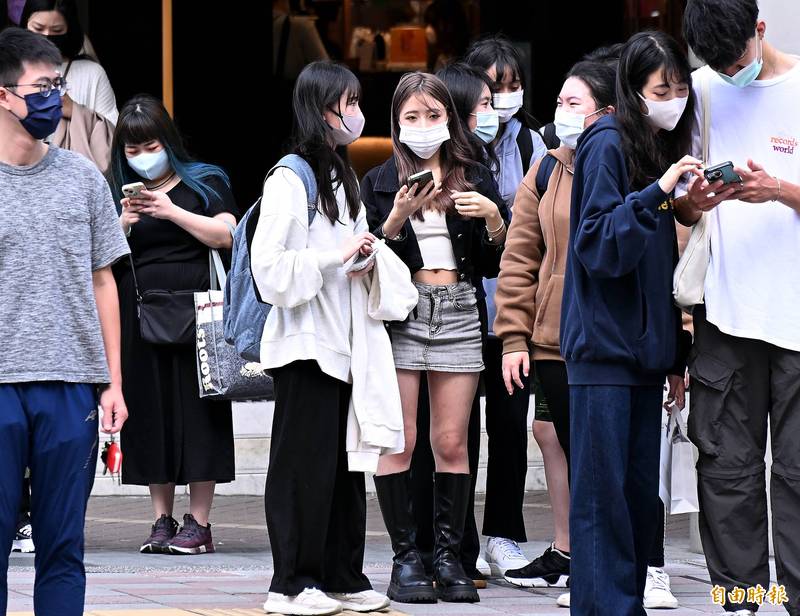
638 93 688 132
553 107 607 149
328 109 365 146
127 149 171 181
399 123 451 159
493 90 524 123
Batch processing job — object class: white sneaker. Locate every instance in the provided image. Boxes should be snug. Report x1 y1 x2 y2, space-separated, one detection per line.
475 555 491 576
484 536 529 576
557 591 570 607
724 611 755 616
643 567 678 609
263 588 342 615
327 590 389 612
11 523 34 553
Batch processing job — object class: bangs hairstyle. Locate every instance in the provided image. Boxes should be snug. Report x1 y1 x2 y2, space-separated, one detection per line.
290 60 361 224
436 62 499 173
616 31 694 190
464 34 541 130
20 0 86 60
391 71 477 219
109 94 229 211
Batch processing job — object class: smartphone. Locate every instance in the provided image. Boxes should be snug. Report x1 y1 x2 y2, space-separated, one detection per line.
344 249 377 274
122 182 146 198
407 170 434 191
704 161 742 186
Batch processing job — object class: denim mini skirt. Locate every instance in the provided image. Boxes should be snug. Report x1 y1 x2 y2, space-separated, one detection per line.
390 281 484 373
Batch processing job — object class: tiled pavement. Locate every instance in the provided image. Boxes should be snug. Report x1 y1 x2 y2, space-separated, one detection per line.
7 493 789 615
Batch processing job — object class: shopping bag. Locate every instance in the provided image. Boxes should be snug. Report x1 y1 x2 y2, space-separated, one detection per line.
194 251 273 401
659 408 700 514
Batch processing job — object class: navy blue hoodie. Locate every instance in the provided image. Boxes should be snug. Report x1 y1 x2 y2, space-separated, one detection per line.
559 114 688 386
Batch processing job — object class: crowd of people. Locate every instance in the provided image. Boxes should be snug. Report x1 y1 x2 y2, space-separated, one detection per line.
1 0 799 615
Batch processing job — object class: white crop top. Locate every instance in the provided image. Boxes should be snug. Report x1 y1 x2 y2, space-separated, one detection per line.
410 209 457 271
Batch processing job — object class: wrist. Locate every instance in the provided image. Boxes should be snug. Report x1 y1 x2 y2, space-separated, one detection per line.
485 209 503 228
385 208 407 237
164 202 180 222
772 176 782 202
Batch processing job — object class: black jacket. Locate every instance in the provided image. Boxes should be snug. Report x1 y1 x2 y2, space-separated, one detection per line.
360 156 509 286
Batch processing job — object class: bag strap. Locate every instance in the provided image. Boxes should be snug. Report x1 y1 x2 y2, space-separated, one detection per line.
209 249 226 291
128 254 142 305
701 75 711 164
266 153 319 225
540 122 560 150
275 14 292 81
516 125 534 176
534 153 558 200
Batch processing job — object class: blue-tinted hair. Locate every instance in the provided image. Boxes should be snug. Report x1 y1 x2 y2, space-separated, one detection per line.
109 94 229 211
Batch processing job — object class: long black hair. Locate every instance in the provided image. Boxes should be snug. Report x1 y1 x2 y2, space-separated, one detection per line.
616 31 694 190
290 60 361 224
464 34 542 131
109 94 229 210
436 62 499 172
20 0 85 60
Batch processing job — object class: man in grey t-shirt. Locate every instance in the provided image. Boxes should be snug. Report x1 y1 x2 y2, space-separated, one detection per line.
0 29 130 616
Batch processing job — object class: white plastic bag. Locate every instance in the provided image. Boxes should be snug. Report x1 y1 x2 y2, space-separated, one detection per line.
659 407 700 514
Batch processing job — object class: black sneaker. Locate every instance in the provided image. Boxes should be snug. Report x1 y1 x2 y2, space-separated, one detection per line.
11 517 34 553
140 514 179 554
504 542 570 588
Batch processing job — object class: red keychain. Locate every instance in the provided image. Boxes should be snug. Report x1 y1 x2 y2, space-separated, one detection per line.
101 436 123 484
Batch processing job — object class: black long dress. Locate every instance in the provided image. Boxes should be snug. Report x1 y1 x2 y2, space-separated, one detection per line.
117 176 237 486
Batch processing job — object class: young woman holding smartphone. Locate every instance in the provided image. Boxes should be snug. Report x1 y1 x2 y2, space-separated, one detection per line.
251 60 389 616
361 71 508 604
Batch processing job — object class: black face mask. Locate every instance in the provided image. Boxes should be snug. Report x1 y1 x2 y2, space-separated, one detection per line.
46 33 70 56
45 31 84 60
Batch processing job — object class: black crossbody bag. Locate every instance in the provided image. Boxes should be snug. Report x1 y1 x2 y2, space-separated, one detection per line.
129 255 198 345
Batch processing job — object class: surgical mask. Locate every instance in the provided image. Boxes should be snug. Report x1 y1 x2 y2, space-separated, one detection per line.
553 107 607 149
472 109 499 144
399 123 450 159
493 90 524 123
127 149 172 181
328 109 365 146
8 89 63 140
718 34 763 88
639 93 688 132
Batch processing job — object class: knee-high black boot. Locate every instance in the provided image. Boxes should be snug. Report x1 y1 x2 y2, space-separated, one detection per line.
374 472 437 603
433 472 480 602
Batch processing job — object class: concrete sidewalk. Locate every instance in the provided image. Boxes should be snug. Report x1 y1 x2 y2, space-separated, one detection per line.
6 492 788 615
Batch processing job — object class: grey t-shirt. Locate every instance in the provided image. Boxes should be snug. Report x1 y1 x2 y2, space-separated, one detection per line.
0 146 130 384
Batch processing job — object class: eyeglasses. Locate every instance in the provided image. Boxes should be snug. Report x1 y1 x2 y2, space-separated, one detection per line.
2 77 68 98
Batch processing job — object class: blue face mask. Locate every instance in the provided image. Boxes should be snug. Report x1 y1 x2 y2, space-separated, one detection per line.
472 109 499 144
9 89 63 140
718 35 763 88
127 149 172 181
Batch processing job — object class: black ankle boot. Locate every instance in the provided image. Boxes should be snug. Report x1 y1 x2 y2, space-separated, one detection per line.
433 472 480 602
374 472 437 603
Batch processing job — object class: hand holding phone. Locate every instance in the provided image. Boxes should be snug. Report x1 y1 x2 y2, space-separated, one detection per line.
393 171 440 219
703 161 743 186
344 248 378 274
408 170 434 190
122 182 146 199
